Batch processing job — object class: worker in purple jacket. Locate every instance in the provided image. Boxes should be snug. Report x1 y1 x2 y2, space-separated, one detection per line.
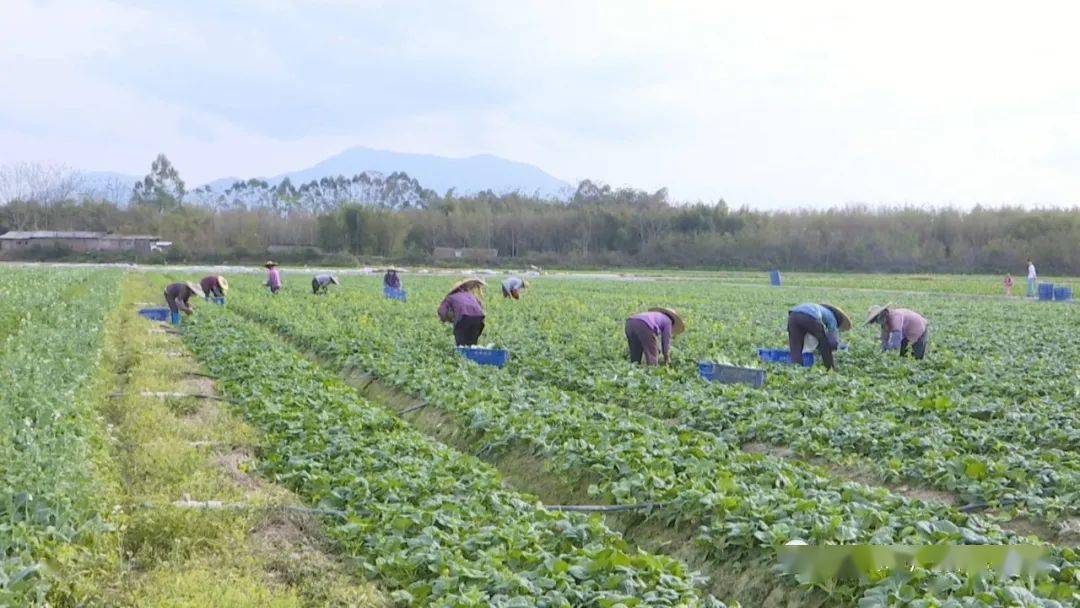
164 281 205 316
199 275 228 298
625 307 685 365
383 268 402 290
437 278 487 346
865 303 930 359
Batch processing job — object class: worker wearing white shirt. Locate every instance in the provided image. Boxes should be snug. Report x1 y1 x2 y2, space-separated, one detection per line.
501 276 528 299
1027 259 1037 298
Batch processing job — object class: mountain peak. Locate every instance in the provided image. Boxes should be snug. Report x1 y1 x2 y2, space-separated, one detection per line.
276 147 571 197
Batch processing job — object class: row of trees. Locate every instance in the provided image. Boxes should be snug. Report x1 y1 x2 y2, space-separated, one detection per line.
0 155 435 213
189 172 434 213
0 157 1077 274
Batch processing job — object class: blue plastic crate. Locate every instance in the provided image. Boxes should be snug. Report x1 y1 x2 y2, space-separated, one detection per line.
456 347 509 368
699 362 766 387
1038 283 1055 301
384 287 407 302
138 307 170 322
1054 286 1072 302
769 269 783 286
758 348 814 366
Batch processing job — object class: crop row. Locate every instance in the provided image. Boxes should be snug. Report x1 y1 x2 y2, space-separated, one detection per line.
488 280 1080 520
223 277 1080 607
181 308 725 607
0 268 91 342
0 269 123 605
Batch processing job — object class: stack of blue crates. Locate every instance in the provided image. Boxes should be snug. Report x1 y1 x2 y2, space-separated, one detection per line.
758 348 814 367
1038 283 1055 301
384 287 407 302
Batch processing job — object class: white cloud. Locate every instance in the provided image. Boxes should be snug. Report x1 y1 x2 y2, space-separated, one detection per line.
2 0 1080 207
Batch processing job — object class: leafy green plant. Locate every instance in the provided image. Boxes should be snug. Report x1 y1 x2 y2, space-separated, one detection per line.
0 268 124 605
182 310 723 607
219 274 1080 607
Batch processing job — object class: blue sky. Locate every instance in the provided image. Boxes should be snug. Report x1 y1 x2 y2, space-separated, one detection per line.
3 0 1080 208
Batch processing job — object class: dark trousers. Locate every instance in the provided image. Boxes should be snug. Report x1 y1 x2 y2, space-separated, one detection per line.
312 278 328 294
625 317 660 365
901 328 930 360
454 315 485 346
164 292 189 314
788 311 834 370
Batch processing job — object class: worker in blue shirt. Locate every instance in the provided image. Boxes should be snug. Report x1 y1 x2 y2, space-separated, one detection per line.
787 303 851 370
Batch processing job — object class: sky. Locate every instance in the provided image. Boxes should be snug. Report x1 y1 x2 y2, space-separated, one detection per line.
3 0 1080 208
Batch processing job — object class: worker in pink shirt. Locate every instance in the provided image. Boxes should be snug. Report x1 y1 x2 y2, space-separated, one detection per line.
865 303 929 360
624 307 685 366
264 260 282 294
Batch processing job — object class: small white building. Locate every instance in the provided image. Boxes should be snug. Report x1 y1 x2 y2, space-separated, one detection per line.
0 231 166 255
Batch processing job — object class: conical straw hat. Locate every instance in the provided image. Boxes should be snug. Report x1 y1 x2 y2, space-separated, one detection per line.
822 304 852 331
649 306 686 335
864 303 893 326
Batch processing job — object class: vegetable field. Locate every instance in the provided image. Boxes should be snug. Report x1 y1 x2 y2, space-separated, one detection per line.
2 266 1078 607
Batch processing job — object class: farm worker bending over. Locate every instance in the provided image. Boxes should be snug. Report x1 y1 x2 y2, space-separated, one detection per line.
1027 259 1037 297
625 307 685 366
164 282 204 316
438 278 486 346
865 304 930 360
383 269 402 289
502 276 528 299
787 303 851 371
264 261 282 294
312 274 339 295
199 275 228 298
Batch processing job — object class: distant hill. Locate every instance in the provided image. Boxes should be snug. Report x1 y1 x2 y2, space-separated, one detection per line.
268 147 572 199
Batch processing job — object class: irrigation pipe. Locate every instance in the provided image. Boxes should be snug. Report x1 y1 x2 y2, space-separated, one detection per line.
545 503 667 513
399 402 429 415
109 391 233 403
129 499 664 517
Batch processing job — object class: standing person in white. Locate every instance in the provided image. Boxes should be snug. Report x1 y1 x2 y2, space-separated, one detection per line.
1027 259 1037 298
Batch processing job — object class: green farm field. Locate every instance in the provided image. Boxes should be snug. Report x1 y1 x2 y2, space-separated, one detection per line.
2 265 1078 607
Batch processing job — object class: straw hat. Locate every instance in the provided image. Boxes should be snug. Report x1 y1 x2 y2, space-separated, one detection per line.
217 276 229 292
186 282 206 298
649 307 686 335
449 278 487 296
864 303 893 326
330 276 340 285
822 304 852 331
264 260 278 268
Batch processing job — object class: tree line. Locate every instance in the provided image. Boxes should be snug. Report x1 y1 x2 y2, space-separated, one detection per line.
0 157 1077 274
